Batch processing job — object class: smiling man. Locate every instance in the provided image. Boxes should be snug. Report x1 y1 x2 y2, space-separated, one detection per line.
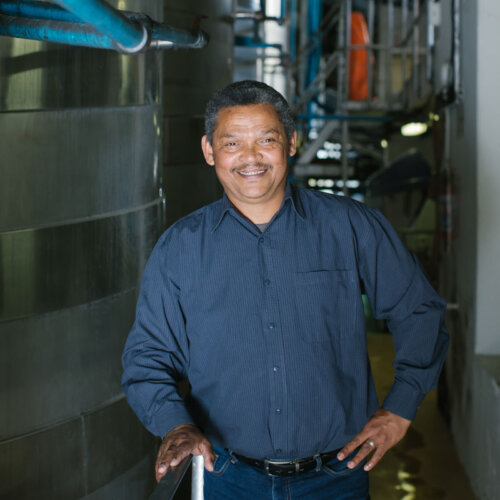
200 102 295 224
122 80 448 499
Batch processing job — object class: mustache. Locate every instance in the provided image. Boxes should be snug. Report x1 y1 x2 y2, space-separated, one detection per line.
233 163 272 172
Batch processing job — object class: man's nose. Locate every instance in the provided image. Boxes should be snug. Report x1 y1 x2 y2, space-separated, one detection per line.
239 143 263 162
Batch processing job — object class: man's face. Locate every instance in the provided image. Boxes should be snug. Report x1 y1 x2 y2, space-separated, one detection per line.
201 104 296 215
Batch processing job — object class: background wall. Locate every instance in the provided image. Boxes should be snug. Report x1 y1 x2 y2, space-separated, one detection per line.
434 1 500 498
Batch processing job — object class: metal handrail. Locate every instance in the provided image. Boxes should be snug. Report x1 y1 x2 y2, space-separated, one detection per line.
149 455 204 500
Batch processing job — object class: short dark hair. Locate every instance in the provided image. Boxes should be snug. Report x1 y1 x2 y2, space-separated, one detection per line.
204 80 295 144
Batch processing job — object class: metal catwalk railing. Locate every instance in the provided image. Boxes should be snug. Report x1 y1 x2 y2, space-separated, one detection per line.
149 455 205 500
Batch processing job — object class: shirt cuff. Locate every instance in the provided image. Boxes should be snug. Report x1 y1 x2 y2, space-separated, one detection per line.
149 403 196 439
381 380 426 421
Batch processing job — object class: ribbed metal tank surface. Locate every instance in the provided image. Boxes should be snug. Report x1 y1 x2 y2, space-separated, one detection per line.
0 1 162 498
162 0 234 225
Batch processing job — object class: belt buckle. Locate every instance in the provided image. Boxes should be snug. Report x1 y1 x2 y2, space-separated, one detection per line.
263 458 300 476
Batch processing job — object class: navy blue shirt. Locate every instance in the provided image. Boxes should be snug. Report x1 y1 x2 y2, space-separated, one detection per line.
121 184 448 459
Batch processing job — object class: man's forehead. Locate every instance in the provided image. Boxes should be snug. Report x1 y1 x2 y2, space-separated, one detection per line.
213 104 284 134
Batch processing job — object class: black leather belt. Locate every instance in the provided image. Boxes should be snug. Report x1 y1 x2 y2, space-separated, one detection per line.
233 449 340 477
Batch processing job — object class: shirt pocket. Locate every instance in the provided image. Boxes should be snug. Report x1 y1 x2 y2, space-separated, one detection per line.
294 269 354 343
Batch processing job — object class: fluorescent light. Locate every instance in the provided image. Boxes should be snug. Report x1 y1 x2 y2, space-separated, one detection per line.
401 122 428 137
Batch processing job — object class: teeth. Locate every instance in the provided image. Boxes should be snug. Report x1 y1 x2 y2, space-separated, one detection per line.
239 170 266 176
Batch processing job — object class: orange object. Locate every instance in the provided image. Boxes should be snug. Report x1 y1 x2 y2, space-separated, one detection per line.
349 12 371 100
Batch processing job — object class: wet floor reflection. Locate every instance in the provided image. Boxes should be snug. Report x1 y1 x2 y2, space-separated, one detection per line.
367 333 476 500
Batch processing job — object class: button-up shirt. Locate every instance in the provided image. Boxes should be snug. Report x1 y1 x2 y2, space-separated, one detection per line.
122 183 448 459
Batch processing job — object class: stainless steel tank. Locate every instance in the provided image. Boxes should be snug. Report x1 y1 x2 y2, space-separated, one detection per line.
0 2 161 498
0 0 234 496
162 0 234 225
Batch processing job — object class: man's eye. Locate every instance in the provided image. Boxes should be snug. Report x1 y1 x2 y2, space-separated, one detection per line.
262 138 276 143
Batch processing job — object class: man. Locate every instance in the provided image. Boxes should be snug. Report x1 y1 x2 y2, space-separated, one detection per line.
122 80 448 499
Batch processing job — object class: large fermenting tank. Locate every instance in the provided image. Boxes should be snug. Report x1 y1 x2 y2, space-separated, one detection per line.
0 1 162 498
162 0 234 225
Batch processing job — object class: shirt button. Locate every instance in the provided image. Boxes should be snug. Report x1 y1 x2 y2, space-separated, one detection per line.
276 449 282 454
264 279 271 286
273 366 279 372
259 237 264 243
275 408 281 414
268 323 275 329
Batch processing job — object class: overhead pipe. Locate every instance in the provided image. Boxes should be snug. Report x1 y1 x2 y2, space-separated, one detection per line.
0 14 120 50
0 0 208 53
0 0 80 22
54 0 148 52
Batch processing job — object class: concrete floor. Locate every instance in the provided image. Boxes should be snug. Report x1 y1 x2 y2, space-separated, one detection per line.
367 333 476 500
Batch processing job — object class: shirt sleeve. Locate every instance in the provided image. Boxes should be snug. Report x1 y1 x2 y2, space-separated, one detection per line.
354 205 449 421
121 233 195 438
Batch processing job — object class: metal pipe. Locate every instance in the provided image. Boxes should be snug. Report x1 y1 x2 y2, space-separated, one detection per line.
401 0 408 105
344 0 352 105
336 1 345 111
426 0 434 82
0 0 80 22
280 0 286 23
150 23 207 50
0 13 118 50
233 12 281 22
367 0 375 100
386 0 394 109
290 0 297 62
412 0 420 96
341 120 349 196
0 3 208 52
453 0 461 100
191 455 205 500
54 0 147 52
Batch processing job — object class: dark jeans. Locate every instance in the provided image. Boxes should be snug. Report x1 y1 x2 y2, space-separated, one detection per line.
204 446 370 500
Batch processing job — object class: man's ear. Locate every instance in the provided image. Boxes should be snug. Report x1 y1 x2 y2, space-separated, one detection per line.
288 130 297 157
201 135 215 166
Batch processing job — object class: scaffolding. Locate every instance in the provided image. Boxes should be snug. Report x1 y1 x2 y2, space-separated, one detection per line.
290 0 439 194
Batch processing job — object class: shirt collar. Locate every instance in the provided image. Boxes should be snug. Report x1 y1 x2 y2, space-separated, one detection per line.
212 181 306 232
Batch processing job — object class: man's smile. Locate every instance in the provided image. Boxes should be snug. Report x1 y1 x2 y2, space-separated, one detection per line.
238 169 267 177
234 163 271 178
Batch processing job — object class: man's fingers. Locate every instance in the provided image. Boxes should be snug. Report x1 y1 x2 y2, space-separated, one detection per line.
346 440 376 469
363 446 386 471
336 433 367 461
202 448 215 472
170 448 191 467
155 424 214 482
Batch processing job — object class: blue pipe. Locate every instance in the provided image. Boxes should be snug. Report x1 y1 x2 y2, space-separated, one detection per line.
297 113 392 122
290 0 297 62
306 0 322 88
235 34 282 52
280 0 286 21
0 1 208 52
0 14 118 49
0 0 80 22
54 0 146 52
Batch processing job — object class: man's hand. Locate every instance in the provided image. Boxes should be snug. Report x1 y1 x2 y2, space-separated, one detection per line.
336 408 411 472
155 424 215 482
